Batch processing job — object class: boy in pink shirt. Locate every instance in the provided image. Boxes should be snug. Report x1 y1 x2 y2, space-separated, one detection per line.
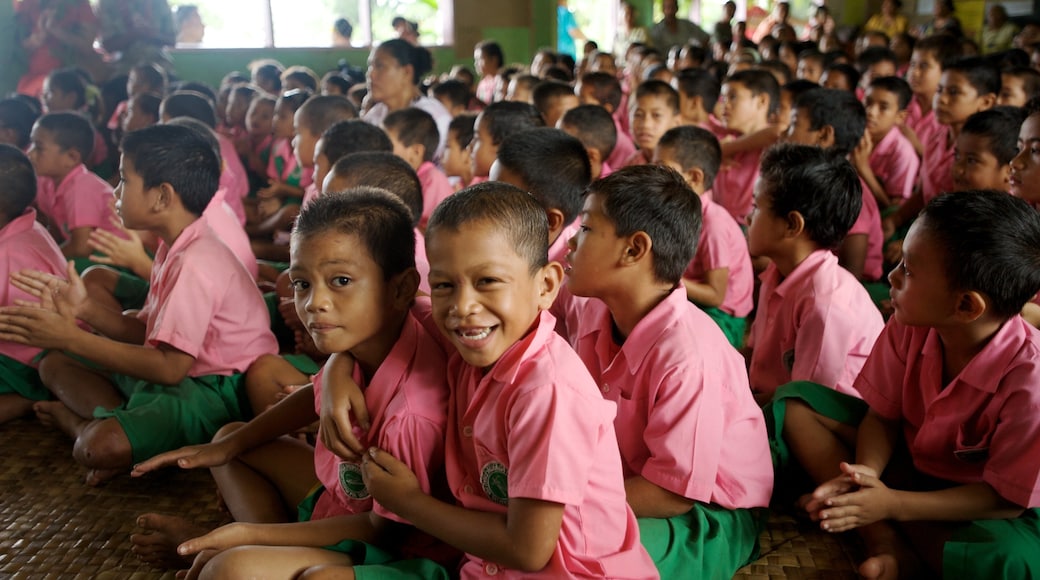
559 165 771 578
339 183 657 579
27 112 120 271
951 108 1024 192
575 71 637 170
780 191 1040 579
0 125 278 486
901 35 962 159
131 190 454 578
855 76 920 207
745 144 884 403
469 101 544 183
558 104 618 180
0 146 70 424
383 107 454 230
655 126 754 348
624 80 680 167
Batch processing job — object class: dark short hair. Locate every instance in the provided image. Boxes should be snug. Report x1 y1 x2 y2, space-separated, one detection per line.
161 91 217 128
120 124 219 216
1005 66 1040 101
131 62 167 93
328 152 423 228
725 69 780 114
131 93 163 122
532 80 577 117
426 181 549 274
795 88 866 156
431 79 470 109
334 17 353 38
448 113 477 148
293 186 416 280
479 101 544 146
322 71 353 94
376 39 433 85
254 63 284 93
383 107 440 163
782 79 821 105
658 125 722 190
296 94 357 136
823 63 861 91
283 69 319 92
171 81 218 105
46 68 87 109
0 98 38 149
476 40 505 67
758 60 793 86
856 46 898 73
915 34 964 68
560 105 617 159
586 165 702 284
0 144 37 220
164 116 222 165
35 112 95 161
868 75 913 109
961 106 1029 165
675 68 721 112
943 56 1001 96
758 143 861 249
918 189 1040 318
634 80 680 114
320 120 393 168
579 71 623 110
495 128 591 226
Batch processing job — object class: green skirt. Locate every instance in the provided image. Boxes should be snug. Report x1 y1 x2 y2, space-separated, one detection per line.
944 508 1040 579
0 354 50 401
638 503 766 579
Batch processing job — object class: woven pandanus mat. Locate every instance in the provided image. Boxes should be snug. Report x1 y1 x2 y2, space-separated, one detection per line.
0 417 225 578
735 510 864 579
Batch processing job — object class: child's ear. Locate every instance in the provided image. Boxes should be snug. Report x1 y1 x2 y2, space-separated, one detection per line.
585 146 602 168
408 143 426 167
978 93 997 111
391 267 422 305
686 167 706 191
895 109 909 126
784 210 806 238
546 208 566 241
155 182 177 211
954 290 988 322
63 147 83 168
536 261 564 310
817 125 836 149
623 231 653 266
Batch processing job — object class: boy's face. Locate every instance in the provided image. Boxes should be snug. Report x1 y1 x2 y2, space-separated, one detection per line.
565 192 631 298
864 87 904 139
113 154 158 230
783 107 825 147
470 115 497 178
861 61 897 89
1009 114 1040 203
820 70 851 91
542 94 579 129
123 97 156 133
888 221 958 327
292 111 320 169
226 92 250 127
273 100 295 140
290 231 400 358
443 129 470 179
631 94 678 151
907 49 942 98
386 128 423 171
998 74 1029 107
427 220 558 370
746 181 789 258
247 100 275 137
27 126 73 178
952 132 1009 191
313 139 332 193
719 81 766 134
935 70 993 130
796 58 823 83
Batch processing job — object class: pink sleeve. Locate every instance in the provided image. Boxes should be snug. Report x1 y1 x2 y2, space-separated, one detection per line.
372 415 446 523
888 141 920 200
853 321 908 420
65 177 114 232
790 298 865 393
145 259 220 359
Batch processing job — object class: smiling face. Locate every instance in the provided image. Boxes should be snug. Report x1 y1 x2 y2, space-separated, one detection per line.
427 220 557 370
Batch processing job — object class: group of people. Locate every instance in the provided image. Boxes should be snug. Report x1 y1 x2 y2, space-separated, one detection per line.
2 0 1040 578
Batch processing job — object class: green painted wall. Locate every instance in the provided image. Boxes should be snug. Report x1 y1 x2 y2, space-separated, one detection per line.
1 2 21 95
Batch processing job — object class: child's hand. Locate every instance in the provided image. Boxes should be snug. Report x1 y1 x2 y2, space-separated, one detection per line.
814 462 895 532
130 440 236 477
852 132 873 172
178 549 218 580
319 354 370 460
88 217 152 275
362 447 422 513
805 461 878 516
10 261 86 318
176 523 252 580
0 299 80 349
256 181 287 200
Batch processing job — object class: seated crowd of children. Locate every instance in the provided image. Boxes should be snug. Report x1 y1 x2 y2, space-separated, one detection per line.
1 8 1040 579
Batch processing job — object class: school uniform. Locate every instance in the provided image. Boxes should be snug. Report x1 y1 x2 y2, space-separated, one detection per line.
748 250 884 399
921 127 956 205
415 228 430 296
606 118 637 172
905 98 943 159
203 188 258 280
869 127 920 202
713 149 762 225
600 160 615 178
266 137 313 204
417 161 454 230
446 310 658 579
34 163 120 242
622 148 652 167
849 178 884 282
217 133 250 225
548 220 581 267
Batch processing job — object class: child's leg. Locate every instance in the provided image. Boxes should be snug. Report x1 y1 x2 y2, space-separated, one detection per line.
243 354 313 415
783 399 859 484
131 513 211 567
81 266 126 314
0 394 35 424
37 352 124 417
856 520 923 580
198 545 353 580
34 400 133 485
297 565 357 580
209 422 318 523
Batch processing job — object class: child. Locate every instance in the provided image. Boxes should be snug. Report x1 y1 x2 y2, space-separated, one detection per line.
242 95 275 186
674 69 724 135
745 144 884 403
27 112 120 269
557 165 771 577
431 79 470 117
820 63 861 92
474 40 504 104
575 71 638 169
796 49 826 83
952 107 1027 192
782 190 1040 579
469 101 544 181
776 79 819 136
107 63 166 140
443 114 476 189
626 80 680 167
223 84 257 144
259 89 314 208
122 93 161 134
345 182 658 578
504 74 539 103
655 126 754 348
532 80 580 128
383 108 453 229
855 46 899 92
488 127 590 266
714 69 779 224
0 125 278 485
312 120 393 196
855 76 919 208
0 97 39 150
559 104 617 180
0 145 69 424
902 34 963 158
788 88 885 283
131 189 454 579
999 66 1040 107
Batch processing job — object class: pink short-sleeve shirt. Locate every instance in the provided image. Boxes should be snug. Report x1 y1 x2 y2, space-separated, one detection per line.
869 127 920 201
0 210 69 366
606 118 637 172
35 164 119 241
414 228 430 295
201 188 258 280
310 311 449 522
549 220 581 267
684 196 754 317
445 311 657 579
568 288 773 509
217 134 250 225
137 218 278 376
855 317 1040 508
748 250 884 398
920 127 955 205
848 177 884 282
712 149 763 224
417 161 454 230
905 98 943 158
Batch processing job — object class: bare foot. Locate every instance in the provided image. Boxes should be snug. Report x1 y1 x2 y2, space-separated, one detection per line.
34 401 86 438
85 467 122 486
131 513 209 568
859 554 899 580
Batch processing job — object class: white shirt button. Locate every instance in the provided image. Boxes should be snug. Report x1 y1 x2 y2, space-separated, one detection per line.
463 484 473 494
601 383 610 393
485 563 499 575
462 426 473 437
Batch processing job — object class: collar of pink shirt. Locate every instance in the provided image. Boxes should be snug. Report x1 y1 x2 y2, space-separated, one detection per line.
761 249 835 296
486 310 558 386
0 209 39 241
920 316 1030 394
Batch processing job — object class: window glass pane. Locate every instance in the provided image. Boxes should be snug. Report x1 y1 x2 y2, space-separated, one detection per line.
370 0 445 46
270 0 362 47
169 0 267 48
567 0 618 56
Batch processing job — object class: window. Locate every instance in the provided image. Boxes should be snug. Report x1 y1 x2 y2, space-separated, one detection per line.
167 0 452 48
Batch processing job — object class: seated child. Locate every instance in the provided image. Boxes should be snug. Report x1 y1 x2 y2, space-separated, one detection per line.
796 49 825 83
257 89 314 213
855 46 898 93
625 80 680 167
0 97 38 150
0 125 278 485
558 165 772 577
504 73 539 103
532 80 580 128
781 190 1040 579
319 182 658 578
222 84 256 145
820 63 860 92
575 71 637 169
241 95 276 190
383 107 453 229
28 112 120 270
431 79 470 117
855 76 919 208
787 88 884 283
952 107 1027 192
122 93 161 134
901 34 963 159
41 68 109 171
745 144 884 404
108 63 166 139
674 69 724 135
469 101 544 182
488 128 591 266
558 104 617 179
131 189 453 579
442 114 476 189
998 66 1040 107
655 126 754 348
0 145 69 423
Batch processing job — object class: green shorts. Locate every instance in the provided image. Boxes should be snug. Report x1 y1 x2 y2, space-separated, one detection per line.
699 306 747 349
0 354 50 401
638 503 766 579
113 270 151 310
94 372 249 464
944 508 1040 579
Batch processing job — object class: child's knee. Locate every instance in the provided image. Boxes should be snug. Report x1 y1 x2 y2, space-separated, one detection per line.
199 546 265 580
74 419 132 467
212 421 246 443
81 265 120 293
781 399 815 435
297 564 355 580
37 352 77 388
